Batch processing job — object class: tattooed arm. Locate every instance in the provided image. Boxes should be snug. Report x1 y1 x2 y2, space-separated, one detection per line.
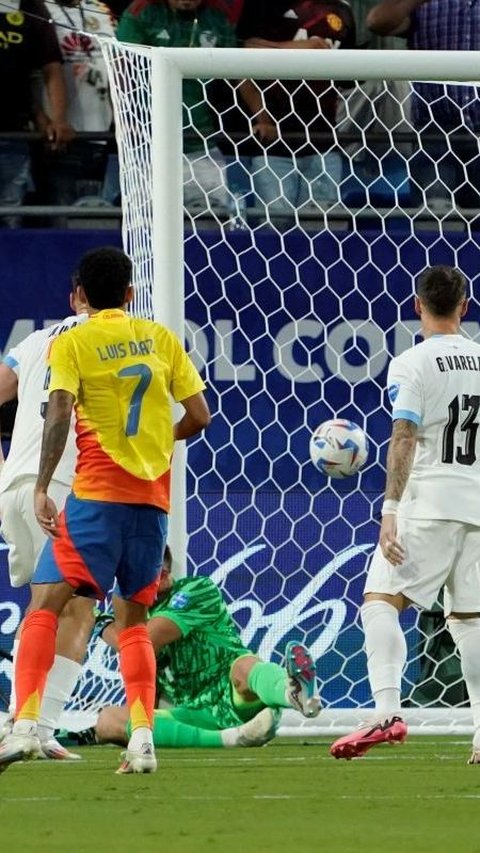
385 419 418 501
380 418 417 565
34 390 74 537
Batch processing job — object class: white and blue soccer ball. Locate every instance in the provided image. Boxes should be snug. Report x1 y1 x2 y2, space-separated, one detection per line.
309 419 369 479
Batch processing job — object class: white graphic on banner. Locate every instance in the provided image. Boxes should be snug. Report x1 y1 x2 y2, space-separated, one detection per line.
210 543 374 661
0 602 20 687
8 318 480 383
0 543 374 706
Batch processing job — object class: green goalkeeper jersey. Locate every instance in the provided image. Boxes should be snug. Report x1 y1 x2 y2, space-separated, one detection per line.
150 575 251 711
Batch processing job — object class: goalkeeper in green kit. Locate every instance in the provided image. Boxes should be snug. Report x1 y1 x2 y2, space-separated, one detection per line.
68 546 321 750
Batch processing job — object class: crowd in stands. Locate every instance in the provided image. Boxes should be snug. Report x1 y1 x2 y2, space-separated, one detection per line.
0 0 479 227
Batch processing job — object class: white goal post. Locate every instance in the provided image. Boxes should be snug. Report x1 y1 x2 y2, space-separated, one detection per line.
66 42 480 736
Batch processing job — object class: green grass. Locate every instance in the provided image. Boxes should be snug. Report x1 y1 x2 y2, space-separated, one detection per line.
1 738 479 853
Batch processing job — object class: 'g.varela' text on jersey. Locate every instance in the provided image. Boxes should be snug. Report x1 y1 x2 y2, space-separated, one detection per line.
387 333 480 524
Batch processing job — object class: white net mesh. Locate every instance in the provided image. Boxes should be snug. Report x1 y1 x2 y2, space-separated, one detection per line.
63 42 480 734
101 42 155 319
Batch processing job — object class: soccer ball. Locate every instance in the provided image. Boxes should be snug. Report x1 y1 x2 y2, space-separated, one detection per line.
309 419 369 479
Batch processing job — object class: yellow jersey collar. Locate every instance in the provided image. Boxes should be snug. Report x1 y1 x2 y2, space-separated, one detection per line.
90 308 126 321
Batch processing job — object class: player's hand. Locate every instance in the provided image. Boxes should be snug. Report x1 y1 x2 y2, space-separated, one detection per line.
252 117 278 142
34 491 60 538
291 37 331 50
47 120 76 151
379 514 405 566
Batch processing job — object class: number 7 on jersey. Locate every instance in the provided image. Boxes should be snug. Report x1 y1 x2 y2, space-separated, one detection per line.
117 363 152 436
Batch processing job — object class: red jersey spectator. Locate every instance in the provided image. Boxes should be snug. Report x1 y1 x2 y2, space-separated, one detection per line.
235 0 356 224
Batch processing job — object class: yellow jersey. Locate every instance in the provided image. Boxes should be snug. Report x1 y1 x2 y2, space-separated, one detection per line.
47 309 206 510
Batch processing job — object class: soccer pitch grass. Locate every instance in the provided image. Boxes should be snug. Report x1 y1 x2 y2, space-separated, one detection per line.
0 737 478 853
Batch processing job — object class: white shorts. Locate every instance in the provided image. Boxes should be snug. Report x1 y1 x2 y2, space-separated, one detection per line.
364 518 480 614
0 477 70 587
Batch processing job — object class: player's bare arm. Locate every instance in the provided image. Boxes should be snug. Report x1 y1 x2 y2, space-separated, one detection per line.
34 389 75 537
103 610 182 653
380 418 417 565
174 391 211 441
146 615 182 652
244 36 331 49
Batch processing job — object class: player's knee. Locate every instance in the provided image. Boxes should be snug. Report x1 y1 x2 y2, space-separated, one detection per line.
113 598 148 630
230 655 259 696
56 596 95 661
364 591 408 612
61 595 95 626
448 612 480 620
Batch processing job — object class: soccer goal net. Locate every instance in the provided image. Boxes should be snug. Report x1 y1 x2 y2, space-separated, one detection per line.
61 44 480 736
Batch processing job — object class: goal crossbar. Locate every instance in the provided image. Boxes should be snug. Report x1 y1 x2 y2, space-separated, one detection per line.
112 43 480 82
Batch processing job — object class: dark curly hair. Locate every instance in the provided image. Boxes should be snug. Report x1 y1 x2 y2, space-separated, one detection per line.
73 246 132 310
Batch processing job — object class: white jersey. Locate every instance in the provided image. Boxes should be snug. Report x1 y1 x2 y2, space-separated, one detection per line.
0 315 87 493
43 0 115 132
387 333 480 525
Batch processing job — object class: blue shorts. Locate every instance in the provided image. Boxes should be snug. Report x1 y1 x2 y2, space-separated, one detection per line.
33 494 168 604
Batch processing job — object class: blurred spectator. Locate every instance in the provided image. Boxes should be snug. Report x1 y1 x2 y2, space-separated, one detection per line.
0 0 73 227
367 0 480 211
335 0 411 211
350 0 402 48
102 0 128 14
35 0 117 212
117 0 237 217
104 0 245 19
235 0 356 224
207 0 243 23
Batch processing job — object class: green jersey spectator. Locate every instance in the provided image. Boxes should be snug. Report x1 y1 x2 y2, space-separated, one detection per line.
116 0 236 217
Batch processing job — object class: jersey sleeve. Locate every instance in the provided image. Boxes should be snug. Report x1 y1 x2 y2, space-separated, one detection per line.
47 333 80 399
169 334 206 402
236 0 268 40
149 577 224 637
387 356 423 425
218 14 237 47
116 7 149 43
340 8 357 49
2 340 25 376
27 0 63 67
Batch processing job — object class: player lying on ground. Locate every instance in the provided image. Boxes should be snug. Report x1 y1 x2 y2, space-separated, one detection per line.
330 266 480 765
63 545 321 750
0 290 94 761
0 247 211 775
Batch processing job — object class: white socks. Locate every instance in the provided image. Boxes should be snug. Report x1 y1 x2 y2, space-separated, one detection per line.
36 655 82 743
129 726 154 751
10 643 81 743
220 727 239 747
447 617 480 749
8 638 20 716
361 600 407 717
12 719 38 737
